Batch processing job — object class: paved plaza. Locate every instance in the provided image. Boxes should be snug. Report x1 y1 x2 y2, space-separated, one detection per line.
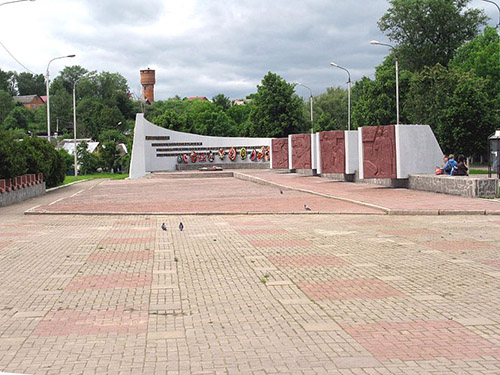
1 171 500 374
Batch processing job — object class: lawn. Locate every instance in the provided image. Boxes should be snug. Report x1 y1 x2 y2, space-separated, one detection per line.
63 173 129 185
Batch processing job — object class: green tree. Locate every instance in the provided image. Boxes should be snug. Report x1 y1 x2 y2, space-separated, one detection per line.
98 140 120 172
249 72 306 137
15 72 45 96
77 141 97 174
21 136 65 187
99 106 125 133
378 0 487 71
0 90 15 124
449 26 500 105
407 65 497 156
351 55 413 128
0 69 15 94
51 65 89 95
3 106 33 131
312 87 348 131
99 129 127 144
212 93 231 111
0 130 26 178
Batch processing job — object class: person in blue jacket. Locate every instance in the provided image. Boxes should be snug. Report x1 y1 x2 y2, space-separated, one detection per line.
441 154 457 175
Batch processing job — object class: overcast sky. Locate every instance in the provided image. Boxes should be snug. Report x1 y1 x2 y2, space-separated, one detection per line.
0 0 497 100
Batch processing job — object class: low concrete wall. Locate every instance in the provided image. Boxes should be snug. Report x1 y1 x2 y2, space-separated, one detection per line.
0 182 46 207
409 174 499 198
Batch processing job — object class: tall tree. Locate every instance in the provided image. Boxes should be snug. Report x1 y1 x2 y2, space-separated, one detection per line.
0 90 15 124
212 93 231 111
0 69 15 94
312 87 349 131
378 0 487 71
249 72 306 137
15 72 45 96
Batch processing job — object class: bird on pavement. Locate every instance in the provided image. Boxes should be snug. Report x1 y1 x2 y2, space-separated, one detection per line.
280 189 283 194
179 222 184 231
161 223 167 231
304 204 311 211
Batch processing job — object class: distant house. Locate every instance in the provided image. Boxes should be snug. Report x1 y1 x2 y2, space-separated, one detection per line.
59 139 100 156
188 96 210 101
13 95 45 110
231 98 252 106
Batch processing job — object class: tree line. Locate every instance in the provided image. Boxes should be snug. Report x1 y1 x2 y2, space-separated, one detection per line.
146 0 499 159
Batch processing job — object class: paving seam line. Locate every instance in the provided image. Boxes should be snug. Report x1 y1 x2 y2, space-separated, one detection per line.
23 211 385 216
233 172 390 213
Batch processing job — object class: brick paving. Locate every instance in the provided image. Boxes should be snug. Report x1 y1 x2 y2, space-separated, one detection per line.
0 175 499 374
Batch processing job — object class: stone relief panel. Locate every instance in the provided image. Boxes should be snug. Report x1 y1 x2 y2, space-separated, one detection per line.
271 138 289 169
320 131 345 174
363 125 397 179
291 134 311 169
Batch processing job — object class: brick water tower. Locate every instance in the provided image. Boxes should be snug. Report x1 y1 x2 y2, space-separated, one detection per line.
140 68 156 103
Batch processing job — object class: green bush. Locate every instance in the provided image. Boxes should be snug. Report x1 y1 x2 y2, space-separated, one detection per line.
0 131 66 188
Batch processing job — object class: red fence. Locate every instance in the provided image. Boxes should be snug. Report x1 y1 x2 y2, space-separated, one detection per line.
0 173 43 194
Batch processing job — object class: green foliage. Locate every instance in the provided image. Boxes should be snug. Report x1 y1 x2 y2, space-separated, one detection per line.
99 106 125 132
351 55 413 127
98 140 120 172
406 65 497 156
58 148 74 174
0 69 15 94
15 72 45 96
3 106 33 131
249 72 306 137
99 130 127 144
449 27 500 105
21 136 65 187
0 130 26 178
0 90 15 124
379 0 487 71
312 87 349 131
77 141 98 175
212 93 231 110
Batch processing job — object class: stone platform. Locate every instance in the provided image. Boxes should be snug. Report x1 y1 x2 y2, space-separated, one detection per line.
409 174 499 198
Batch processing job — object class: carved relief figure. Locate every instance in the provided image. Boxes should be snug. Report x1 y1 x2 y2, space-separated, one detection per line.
271 138 289 169
291 134 311 169
363 126 396 179
320 131 345 174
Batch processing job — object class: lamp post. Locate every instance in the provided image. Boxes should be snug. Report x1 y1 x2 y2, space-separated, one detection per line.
371 40 400 125
0 0 35 6
330 62 352 131
295 82 314 134
45 54 75 142
482 0 500 28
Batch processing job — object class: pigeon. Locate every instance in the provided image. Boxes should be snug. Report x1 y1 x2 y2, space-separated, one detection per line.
179 222 184 231
161 223 167 231
304 204 311 211
280 189 283 194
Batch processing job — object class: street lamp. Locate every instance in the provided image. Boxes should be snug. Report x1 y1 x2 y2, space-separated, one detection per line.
482 0 500 28
0 0 35 6
371 40 400 125
295 82 314 134
45 54 75 142
330 62 352 131
72 73 95 179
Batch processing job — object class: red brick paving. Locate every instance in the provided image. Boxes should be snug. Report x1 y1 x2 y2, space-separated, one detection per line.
298 278 406 300
250 239 312 248
342 320 500 361
0 241 10 249
381 229 440 236
0 232 31 238
268 255 347 268
425 239 497 252
481 260 500 269
100 236 154 245
236 228 289 235
239 170 500 213
32 309 148 337
66 273 152 290
87 250 154 263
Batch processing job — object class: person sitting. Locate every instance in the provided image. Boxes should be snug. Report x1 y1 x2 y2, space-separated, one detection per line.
440 154 457 176
435 155 448 175
453 154 469 176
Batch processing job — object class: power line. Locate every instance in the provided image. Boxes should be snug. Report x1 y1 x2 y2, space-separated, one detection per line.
0 39 36 74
